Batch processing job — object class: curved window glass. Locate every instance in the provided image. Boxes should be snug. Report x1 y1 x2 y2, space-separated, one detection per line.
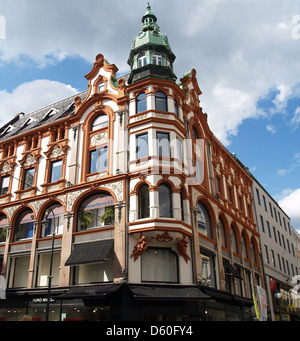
155 91 167 112
77 193 115 231
174 99 179 117
41 204 64 237
138 53 147 67
142 247 178 282
91 114 108 131
138 184 150 219
159 184 173 218
196 202 212 238
14 210 34 241
152 52 162 65
136 92 147 113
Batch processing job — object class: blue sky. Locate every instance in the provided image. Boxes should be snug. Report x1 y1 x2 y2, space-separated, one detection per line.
0 0 299 231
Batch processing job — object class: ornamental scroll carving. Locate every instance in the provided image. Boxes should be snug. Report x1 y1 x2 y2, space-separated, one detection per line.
176 235 191 263
101 181 123 202
67 189 87 212
130 233 154 262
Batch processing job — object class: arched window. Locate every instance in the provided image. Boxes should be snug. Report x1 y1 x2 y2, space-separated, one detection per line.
174 99 179 117
77 193 115 231
138 184 150 219
91 114 108 131
219 218 228 248
241 232 249 259
138 53 147 67
155 91 167 112
14 210 34 241
159 184 173 218
136 92 147 113
152 52 162 65
0 214 8 242
41 203 64 237
192 126 199 139
230 225 238 254
196 202 212 239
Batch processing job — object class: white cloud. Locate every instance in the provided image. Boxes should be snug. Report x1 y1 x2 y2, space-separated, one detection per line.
0 80 78 124
278 169 288 176
278 188 300 230
266 124 277 134
0 0 300 144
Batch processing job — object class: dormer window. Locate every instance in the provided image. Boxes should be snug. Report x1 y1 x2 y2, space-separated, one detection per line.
138 53 147 67
152 52 162 65
98 82 105 92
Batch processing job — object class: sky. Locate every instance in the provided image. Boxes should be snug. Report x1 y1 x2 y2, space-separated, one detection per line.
0 0 299 232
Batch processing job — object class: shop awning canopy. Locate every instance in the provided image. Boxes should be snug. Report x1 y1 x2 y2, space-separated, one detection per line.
58 284 121 300
129 285 210 300
65 240 113 266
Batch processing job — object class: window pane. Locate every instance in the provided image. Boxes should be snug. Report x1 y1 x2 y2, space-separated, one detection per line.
41 204 64 237
196 202 212 238
36 253 61 287
50 160 62 183
23 168 35 189
155 91 167 112
152 53 162 65
142 248 178 282
14 210 34 241
136 133 148 159
138 53 147 67
176 137 183 161
89 147 107 173
159 184 172 218
136 92 147 113
157 132 170 157
0 176 9 195
174 100 179 117
77 193 115 231
91 115 108 131
138 185 150 219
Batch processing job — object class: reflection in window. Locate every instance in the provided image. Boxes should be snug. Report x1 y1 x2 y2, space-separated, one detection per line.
155 91 167 112
136 133 148 159
174 99 179 117
157 132 170 158
50 160 62 183
77 193 115 231
8 255 30 288
0 214 8 242
23 168 35 189
0 176 9 196
152 52 162 65
36 253 60 287
196 202 212 239
136 92 147 113
91 114 108 131
159 184 173 218
138 53 147 67
142 248 178 283
201 253 216 288
41 204 64 237
138 184 150 219
14 210 34 241
89 147 107 173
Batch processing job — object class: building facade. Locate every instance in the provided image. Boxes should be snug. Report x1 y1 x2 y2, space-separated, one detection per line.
252 176 300 321
0 5 263 321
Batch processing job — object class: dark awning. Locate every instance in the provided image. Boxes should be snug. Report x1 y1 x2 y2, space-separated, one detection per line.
65 240 113 266
224 260 243 280
129 285 210 300
57 284 121 300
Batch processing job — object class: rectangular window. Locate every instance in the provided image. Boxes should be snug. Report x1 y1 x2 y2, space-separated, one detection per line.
0 176 9 195
271 249 276 267
136 133 148 159
256 188 261 205
89 147 108 173
176 137 183 162
273 226 277 243
260 215 265 233
228 186 233 203
23 168 35 189
36 253 61 287
264 245 269 263
157 132 170 157
216 176 222 195
50 160 62 183
8 256 30 288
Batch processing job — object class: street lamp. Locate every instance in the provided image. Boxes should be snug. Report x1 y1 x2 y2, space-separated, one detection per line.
41 208 56 322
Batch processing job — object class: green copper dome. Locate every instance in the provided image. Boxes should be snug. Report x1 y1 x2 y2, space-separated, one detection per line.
127 4 176 84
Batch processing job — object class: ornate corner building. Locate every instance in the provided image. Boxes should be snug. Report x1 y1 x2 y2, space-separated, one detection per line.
0 5 264 321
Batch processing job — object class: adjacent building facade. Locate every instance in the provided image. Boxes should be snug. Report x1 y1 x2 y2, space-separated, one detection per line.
0 5 268 321
252 177 300 321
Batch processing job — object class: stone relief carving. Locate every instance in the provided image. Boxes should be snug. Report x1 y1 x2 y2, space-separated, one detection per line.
25 154 36 167
91 131 108 146
30 199 47 216
101 181 123 202
67 189 87 212
1 162 11 174
3 205 21 220
50 146 63 158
